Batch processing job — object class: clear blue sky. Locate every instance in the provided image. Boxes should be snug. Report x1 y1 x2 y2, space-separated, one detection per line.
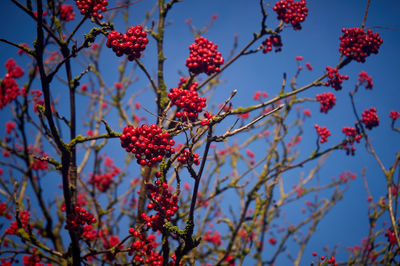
0 1 399 265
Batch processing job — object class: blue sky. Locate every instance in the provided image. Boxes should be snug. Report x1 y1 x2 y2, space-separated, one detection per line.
1 0 400 265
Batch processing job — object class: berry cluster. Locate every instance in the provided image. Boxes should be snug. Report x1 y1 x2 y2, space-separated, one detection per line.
339 27 383 62
23 249 45 266
358 71 373 89
204 230 222 245
82 224 98 241
1 58 24 109
325 66 348 91
5 121 16 135
200 111 214 126
88 157 120 192
389 110 400 121
0 202 12 219
361 107 379 130
120 124 175 167
177 149 200 165
129 228 163 265
186 37 224 75
314 124 330 143
75 0 108 20
262 34 283 54
141 180 178 232
342 126 362 156
273 0 308 30
339 171 356 182
64 206 96 232
168 78 206 122
31 89 45 113
99 229 122 261
316 92 336 113
60 4 75 22
106 25 149 61
5 210 31 235
29 147 48 171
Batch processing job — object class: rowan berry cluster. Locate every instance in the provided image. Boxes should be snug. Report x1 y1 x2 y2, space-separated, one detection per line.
29 147 48 171
200 111 214 126
273 0 308 30
60 5 75 22
316 92 336 113
204 230 222 245
99 229 122 261
106 25 149 60
389 110 400 121
168 79 206 122
177 149 200 165
361 107 379 130
342 126 362 155
82 224 98 241
22 249 46 266
120 124 175 167
262 34 283 54
141 180 178 232
0 202 12 219
314 124 330 143
339 27 383 62
1 58 24 109
385 228 396 245
75 0 108 20
128 228 163 265
186 36 224 75
64 206 96 232
88 157 120 192
31 89 45 113
325 66 348 91
358 71 373 89
5 210 31 235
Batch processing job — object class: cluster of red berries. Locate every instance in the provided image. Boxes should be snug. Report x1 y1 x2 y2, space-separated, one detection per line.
106 25 149 60
177 149 200 165
325 66 348 91
339 170 356 182
22 249 46 266
60 4 75 21
273 0 308 30
88 157 120 192
29 147 48 171
82 224 98 241
316 92 336 113
75 0 108 20
204 230 222 245
120 124 175 167
64 206 96 232
262 34 283 54
389 110 400 121
168 78 206 122
129 228 163 265
5 210 31 235
339 27 383 63
1 58 24 109
30 89 45 113
358 71 373 89
141 179 178 232
186 37 224 75
200 111 214 126
385 228 397 245
342 126 362 156
361 107 379 130
314 124 330 143
0 202 12 219
99 229 122 261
